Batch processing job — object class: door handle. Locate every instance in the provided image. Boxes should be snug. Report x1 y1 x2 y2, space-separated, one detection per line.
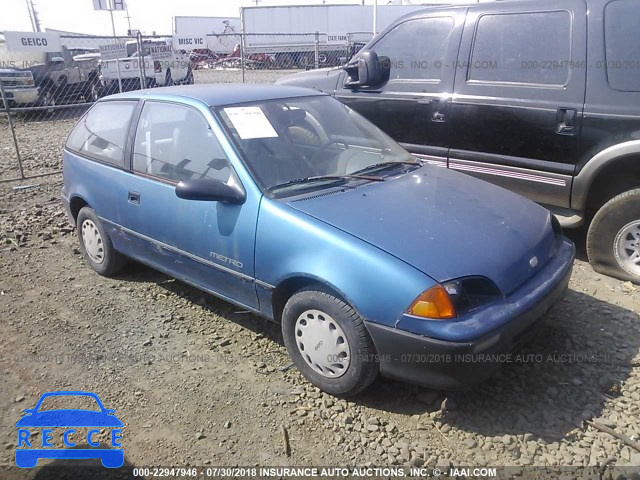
556 108 576 135
432 98 447 123
128 191 140 205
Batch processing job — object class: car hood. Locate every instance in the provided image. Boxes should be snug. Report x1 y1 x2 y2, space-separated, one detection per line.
275 67 343 93
287 165 557 295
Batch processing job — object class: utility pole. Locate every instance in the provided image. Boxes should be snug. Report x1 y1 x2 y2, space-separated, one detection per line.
25 0 36 32
26 0 41 32
125 5 133 33
372 0 378 35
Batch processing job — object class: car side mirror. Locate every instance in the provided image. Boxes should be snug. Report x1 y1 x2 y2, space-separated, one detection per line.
343 50 390 88
175 178 246 204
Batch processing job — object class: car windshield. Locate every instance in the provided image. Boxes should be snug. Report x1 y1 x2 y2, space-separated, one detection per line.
215 95 417 197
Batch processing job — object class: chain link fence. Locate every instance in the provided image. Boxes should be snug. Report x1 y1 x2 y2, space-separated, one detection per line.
0 31 368 183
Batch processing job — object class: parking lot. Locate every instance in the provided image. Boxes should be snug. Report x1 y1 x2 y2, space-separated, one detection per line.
2 12 640 477
1 117 639 476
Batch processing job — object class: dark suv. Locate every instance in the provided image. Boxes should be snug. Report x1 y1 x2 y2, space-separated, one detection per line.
277 0 640 284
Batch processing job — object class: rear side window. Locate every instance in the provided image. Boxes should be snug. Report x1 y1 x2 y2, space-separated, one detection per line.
371 17 454 81
66 101 136 166
133 102 233 184
468 11 572 86
604 0 640 92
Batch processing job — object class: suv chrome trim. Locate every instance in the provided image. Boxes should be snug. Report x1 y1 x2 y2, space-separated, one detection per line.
449 159 567 186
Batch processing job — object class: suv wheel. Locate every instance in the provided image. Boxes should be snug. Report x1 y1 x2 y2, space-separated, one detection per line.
281 288 378 396
587 189 640 284
76 207 126 276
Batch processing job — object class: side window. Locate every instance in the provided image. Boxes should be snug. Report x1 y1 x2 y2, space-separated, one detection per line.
468 11 572 86
66 101 136 166
133 102 234 184
604 0 640 92
371 17 454 81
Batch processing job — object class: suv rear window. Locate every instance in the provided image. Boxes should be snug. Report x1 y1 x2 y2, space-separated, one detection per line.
468 11 572 86
66 101 136 166
604 0 640 92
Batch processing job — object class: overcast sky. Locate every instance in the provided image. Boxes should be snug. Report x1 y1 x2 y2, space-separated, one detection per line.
1 0 393 36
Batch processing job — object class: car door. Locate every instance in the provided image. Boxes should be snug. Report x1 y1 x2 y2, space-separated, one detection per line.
448 0 587 209
334 8 465 167
119 100 259 310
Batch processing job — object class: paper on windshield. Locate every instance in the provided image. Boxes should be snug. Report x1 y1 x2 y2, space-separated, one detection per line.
223 106 278 140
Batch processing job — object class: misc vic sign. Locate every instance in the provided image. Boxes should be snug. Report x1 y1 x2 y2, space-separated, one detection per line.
15 391 124 468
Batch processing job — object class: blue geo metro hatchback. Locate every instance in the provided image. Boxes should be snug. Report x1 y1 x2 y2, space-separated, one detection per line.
62 85 575 396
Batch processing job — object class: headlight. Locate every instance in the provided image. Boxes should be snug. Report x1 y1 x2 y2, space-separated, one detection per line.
407 277 502 320
406 285 456 319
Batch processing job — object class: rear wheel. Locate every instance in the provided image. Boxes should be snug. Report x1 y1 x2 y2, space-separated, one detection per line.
184 65 194 85
282 288 378 396
587 188 640 284
77 207 126 276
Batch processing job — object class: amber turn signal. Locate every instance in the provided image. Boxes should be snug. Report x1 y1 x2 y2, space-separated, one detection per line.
406 285 457 319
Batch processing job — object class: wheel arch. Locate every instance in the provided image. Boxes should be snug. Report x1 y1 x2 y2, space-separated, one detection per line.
573 141 640 214
69 195 90 225
270 274 354 324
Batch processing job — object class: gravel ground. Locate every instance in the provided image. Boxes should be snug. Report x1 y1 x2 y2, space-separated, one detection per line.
0 177 639 479
1 69 640 479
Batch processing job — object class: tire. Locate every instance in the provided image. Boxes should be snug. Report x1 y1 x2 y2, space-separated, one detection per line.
76 207 126 276
184 66 194 85
587 188 640 284
282 288 379 396
37 86 56 114
85 81 102 102
164 69 173 86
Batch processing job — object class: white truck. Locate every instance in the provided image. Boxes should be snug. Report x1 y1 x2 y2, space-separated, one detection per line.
1 33 100 107
240 4 426 68
100 40 192 95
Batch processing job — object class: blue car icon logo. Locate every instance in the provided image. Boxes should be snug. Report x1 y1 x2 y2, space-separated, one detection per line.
15 390 123 468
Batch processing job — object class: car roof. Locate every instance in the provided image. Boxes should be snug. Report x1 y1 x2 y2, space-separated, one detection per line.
105 84 326 107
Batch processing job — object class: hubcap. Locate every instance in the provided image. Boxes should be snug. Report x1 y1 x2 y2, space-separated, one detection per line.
614 220 640 277
81 219 105 264
294 309 350 378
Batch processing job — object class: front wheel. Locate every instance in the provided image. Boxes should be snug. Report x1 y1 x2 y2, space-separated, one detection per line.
587 188 640 284
77 207 126 276
282 288 379 396
37 87 56 114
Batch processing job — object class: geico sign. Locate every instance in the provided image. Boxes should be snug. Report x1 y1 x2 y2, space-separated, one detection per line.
22 37 48 47
4 31 62 52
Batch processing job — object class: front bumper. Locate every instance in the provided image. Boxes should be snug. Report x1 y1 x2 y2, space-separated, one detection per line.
366 237 575 390
0 86 39 106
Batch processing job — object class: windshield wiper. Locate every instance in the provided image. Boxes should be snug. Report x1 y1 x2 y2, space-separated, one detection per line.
351 160 421 175
269 173 384 192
